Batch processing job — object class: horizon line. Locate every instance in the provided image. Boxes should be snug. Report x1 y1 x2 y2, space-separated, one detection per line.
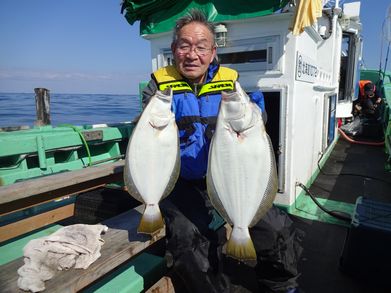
0 91 140 96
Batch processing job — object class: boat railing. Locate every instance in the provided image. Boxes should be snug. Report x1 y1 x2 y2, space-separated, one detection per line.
0 158 173 292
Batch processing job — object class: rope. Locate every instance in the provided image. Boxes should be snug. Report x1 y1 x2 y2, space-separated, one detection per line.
59 124 92 167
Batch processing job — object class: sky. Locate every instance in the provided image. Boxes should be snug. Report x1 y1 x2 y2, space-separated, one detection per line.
0 0 390 95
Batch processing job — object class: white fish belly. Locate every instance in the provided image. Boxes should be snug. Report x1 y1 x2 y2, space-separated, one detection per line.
209 125 273 228
126 118 178 205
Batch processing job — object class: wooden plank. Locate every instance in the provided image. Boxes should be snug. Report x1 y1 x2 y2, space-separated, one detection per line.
0 160 125 204
0 173 124 216
0 204 75 243
0 206 165 293
146 276 175 293
0 160 125 215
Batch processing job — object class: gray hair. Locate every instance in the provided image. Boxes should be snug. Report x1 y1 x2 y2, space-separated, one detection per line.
172 9 215 44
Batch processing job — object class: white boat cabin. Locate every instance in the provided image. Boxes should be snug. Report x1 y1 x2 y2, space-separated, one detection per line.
141 1 362 208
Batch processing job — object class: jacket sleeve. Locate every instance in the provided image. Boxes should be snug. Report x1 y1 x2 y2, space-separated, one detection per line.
249 90 268 124
141 79 158 109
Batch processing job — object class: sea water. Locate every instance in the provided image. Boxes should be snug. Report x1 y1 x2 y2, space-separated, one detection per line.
0 92 141 128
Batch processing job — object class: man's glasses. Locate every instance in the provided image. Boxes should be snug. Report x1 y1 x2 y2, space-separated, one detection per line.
176 44 213 56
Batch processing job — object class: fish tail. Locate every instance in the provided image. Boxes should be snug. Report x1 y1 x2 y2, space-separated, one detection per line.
137 204 165 235
225 226 257 261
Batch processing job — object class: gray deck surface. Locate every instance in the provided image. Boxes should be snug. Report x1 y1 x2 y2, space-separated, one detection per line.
295 138 391 293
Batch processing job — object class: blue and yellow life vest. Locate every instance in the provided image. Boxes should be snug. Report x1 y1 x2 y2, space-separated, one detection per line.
152 64 238 180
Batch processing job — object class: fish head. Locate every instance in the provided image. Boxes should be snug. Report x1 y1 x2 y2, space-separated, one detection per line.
149 88 174 129
220 82 255 133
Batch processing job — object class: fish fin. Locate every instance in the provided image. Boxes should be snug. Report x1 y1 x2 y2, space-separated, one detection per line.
137 204 165 235
225 226 257 262
206 158 233 225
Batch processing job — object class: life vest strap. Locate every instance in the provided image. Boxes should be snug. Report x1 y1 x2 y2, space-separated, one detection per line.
158 81 192 92
198 81 234 96
157 80 234 97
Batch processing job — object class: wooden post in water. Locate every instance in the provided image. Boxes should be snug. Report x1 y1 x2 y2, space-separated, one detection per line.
34 88 51 126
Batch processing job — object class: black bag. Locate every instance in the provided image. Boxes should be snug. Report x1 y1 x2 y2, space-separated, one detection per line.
340 116 363 137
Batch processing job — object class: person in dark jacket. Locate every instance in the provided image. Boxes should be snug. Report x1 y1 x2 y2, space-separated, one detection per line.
354 80 382 118
142 9 303 293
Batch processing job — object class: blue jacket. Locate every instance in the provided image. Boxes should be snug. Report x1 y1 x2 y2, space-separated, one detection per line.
152 64 265 179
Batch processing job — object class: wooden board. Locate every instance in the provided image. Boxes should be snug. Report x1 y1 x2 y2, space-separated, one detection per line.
0 160 125 203
0 160 125 215
0 206 165 293
146 276 175 293
0 204 75 243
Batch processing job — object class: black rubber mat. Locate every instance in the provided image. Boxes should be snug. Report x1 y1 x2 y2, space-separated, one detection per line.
295 138 391 292
310 139 391 204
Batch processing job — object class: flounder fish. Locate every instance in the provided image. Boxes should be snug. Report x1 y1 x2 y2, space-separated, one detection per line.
206 82 277 262
124 88 180 235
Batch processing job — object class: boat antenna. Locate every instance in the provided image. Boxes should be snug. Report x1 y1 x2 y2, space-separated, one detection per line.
383 41 391 74
379 22 384 75
380 4 391 75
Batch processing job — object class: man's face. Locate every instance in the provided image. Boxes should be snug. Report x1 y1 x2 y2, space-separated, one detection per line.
365 90 375 98
172 22 216 84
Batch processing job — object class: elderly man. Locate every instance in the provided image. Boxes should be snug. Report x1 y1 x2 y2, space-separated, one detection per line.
142 9 303 293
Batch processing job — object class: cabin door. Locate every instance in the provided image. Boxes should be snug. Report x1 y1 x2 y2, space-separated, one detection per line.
262 91 284 192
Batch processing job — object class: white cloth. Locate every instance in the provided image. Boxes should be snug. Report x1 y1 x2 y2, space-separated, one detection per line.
17 224 108 292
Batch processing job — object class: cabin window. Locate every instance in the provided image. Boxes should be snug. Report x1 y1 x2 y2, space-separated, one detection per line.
161 49 173 67
268 47 273 64
217 35 281 73
323 93 337 151
219 50 267 64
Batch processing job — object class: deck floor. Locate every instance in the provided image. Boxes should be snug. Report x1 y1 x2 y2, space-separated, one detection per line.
65 138 391 293
295 138 391 293
311 138 391 204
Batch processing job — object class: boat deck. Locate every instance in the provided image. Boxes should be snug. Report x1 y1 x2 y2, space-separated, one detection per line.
295 137 391 293
310 138 390 204
17 137 389 292
70 137 391 293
